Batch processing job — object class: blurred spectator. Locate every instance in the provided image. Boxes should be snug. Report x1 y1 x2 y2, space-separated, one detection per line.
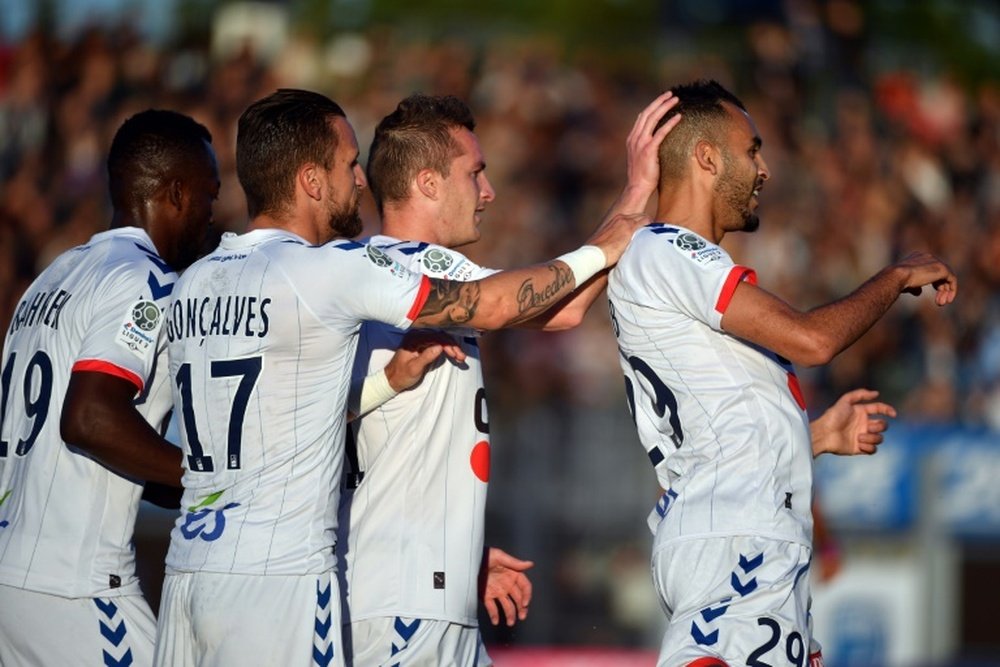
0 0 997 652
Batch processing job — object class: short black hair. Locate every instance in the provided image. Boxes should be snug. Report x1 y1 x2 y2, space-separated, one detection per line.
236 88 347 218
654 79 748 181
367 94 476 214
107 110 212 212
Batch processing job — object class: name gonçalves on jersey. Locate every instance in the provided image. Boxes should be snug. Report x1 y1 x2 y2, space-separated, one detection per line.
164 229 429 578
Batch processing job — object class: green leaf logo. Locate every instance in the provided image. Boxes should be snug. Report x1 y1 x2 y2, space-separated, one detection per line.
188 490 225 512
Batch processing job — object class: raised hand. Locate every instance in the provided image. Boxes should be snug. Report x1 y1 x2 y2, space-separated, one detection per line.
479 547 534 627
585 93 682 268
626 91 682 199
810 388 898 457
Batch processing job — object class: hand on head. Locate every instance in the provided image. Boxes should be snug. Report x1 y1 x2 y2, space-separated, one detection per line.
626 91 682 196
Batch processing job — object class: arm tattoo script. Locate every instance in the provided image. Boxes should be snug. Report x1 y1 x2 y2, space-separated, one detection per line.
416 262 576 328
514 264 574 319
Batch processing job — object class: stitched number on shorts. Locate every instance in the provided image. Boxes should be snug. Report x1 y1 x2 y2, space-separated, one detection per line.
0 350 54 458
747 618 805 667
621 353 684 449
175 357 262 472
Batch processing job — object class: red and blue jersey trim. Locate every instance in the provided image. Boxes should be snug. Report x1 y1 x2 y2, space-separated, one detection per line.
715 265 757 314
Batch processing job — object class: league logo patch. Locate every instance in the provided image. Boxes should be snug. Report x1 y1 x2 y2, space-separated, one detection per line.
366 245 394 268
676 233 706 252
132 301 161 331
422 248 454 273
674 231 725 265
116 299 162 358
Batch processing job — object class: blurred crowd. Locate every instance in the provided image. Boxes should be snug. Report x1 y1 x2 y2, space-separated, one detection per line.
1 0 998 649
2 7 998 427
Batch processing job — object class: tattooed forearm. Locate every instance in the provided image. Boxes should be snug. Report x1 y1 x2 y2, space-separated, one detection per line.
515 264 575 317
418 279 482 326
413 262 577 330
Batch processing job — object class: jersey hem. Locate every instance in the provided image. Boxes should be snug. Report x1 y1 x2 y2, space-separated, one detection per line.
0 575 142 599
344 609 478 627
651 529 812 553
163 563 334 577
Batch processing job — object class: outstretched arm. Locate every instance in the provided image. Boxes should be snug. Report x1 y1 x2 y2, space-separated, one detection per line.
411 94 687 332
411 212 647 330
525 91 683 331
479 547 534 627
722 252 958 367
810 388 897 457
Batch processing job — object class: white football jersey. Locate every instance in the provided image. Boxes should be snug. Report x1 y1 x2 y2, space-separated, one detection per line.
607 224 814 547
339 236 497 626
0 227 175 597
164 229 429 577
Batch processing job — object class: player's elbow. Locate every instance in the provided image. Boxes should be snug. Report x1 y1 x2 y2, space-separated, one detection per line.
543 306 586 332
787 332 838 367
60 380 107 452
472 311 511 331
60 399 91 448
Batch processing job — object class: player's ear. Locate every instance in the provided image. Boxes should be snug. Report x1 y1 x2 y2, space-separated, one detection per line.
414 168 439 201
694 140 719 176
299 163 323 201
167 178 186 212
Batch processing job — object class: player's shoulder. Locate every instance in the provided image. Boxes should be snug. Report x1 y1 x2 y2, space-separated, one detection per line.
247 233 372 272
79 227 177 286
629 223 728 267
368 236 492 280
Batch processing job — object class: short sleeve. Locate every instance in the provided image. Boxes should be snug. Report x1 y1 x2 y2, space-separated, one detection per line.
371 239 499 282
309 241 431 331
73 258 173 393
630 227 757 331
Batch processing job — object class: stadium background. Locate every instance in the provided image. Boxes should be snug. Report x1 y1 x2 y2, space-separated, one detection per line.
1 0 998 664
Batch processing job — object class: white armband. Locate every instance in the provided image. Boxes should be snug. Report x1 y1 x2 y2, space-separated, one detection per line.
555 245 607 287
358 368 398 416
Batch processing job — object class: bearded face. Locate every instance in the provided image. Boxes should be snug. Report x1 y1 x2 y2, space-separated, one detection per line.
327 189 363 239
716 146 762 233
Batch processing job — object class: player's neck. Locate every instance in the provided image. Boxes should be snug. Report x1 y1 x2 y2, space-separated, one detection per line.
654 207 718 244
380 207 444 246
656 181 722 244
247 212 318 245
109 210 142 231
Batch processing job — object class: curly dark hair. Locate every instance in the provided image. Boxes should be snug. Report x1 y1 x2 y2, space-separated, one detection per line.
107 109 212 212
